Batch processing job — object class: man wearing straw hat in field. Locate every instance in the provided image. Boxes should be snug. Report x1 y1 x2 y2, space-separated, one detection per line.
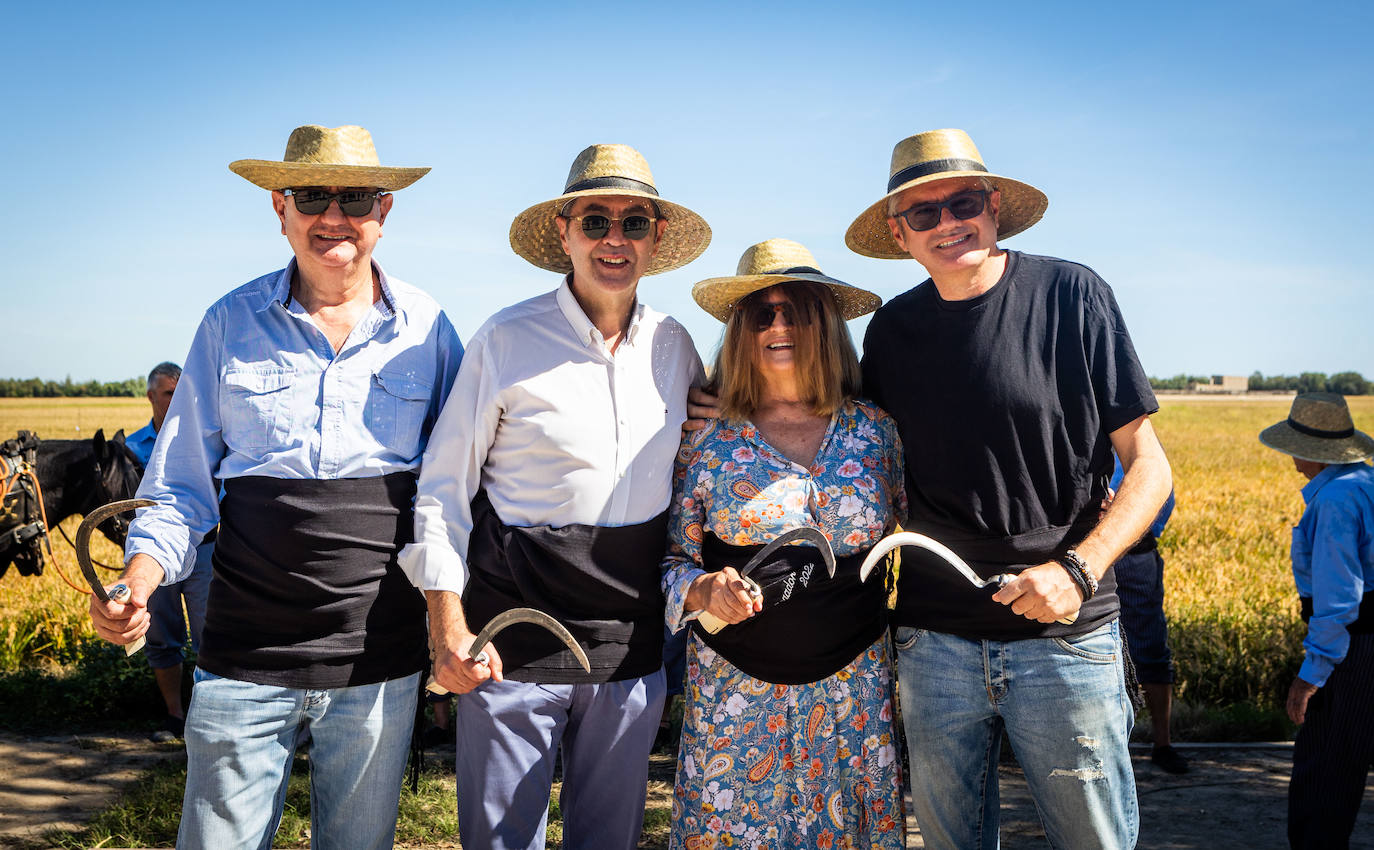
399 144 708 849
88 124 462 849
1259 392 1374 849
848 128 1173 849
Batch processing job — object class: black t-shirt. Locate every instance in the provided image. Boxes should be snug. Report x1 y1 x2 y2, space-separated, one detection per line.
860 251 1158 639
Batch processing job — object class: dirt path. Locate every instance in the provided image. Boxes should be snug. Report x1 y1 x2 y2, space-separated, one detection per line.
1 736 1371 848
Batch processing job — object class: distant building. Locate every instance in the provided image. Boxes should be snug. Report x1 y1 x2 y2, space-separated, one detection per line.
1190 375 1249 394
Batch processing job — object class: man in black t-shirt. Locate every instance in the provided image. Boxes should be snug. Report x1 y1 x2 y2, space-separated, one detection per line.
846 129 1173 849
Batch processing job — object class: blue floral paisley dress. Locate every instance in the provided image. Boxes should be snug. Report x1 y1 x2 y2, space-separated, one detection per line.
663 399 907 850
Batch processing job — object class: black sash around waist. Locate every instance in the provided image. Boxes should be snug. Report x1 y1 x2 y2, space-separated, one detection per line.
1300 592 1374 634
200 472 427 689
892 515 1118 640
463 489 667 683
692 532 885 685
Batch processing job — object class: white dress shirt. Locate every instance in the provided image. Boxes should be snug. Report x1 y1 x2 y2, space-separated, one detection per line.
399 277 703 594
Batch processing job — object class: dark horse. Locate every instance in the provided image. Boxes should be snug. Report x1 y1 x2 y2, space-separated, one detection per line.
0 429 144 580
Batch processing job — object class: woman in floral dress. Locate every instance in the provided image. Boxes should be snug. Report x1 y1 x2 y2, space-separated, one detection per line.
663 239 906 850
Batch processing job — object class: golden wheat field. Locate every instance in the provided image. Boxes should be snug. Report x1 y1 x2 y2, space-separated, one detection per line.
3 396 1373 712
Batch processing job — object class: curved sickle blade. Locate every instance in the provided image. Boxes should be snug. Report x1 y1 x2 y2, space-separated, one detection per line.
76 498 155 603
471 607 589 673
858 531 1000 588
742 526 836 579
427 606 591 696
858 531 1075 624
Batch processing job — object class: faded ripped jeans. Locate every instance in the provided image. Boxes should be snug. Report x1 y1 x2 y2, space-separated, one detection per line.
896 621 1138 850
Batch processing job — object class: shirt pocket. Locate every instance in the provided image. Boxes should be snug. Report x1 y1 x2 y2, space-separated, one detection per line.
222 367 294 452
366 369 432 456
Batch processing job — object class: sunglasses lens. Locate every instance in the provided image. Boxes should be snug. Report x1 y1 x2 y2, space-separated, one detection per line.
750 302 803 331
948 191 986 220
580 215 611 239
902 205 941 231
622 216 652 239
292 190 332 215
338 191 377 216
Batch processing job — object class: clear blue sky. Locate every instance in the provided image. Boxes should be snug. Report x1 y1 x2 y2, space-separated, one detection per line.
5 1 1370 381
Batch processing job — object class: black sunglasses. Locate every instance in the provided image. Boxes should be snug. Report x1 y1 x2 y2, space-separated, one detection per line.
894 189 989 232
284 188 381 217
566 213 656 240
746 299 814 333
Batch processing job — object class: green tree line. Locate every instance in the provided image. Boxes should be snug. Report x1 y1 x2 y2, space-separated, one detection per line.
1148 371 1371 394
0 377 144 397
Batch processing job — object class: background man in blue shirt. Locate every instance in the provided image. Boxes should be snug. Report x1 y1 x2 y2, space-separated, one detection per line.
1259 392 1374 849
125 360 212 743
88 125 462 850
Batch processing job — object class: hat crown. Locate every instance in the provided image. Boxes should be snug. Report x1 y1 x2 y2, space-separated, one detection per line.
889 128 987 182
1289 392 1357 434
283 125 381 169
736 239 822 276
564 144 657 193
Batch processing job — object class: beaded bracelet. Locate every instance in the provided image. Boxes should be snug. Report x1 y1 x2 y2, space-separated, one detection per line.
1056 549 1098 601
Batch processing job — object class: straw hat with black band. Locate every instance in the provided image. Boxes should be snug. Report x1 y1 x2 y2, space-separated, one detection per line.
693 239 881 322
509 144 711 275
1259 392 1374 465
229 124 429 191
846 128 1049 259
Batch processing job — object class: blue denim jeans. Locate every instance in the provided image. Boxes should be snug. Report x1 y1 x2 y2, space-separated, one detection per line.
895 621 1138 850
178 668 419 850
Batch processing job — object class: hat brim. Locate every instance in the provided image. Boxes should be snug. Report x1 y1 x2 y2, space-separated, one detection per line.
229 160 430 192
692 272 881 323
1259 421 1374 465
844 171 1048 259
509 188 711 276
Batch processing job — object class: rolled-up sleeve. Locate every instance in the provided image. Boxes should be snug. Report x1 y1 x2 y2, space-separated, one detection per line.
399 331 500 594
125 308 227 584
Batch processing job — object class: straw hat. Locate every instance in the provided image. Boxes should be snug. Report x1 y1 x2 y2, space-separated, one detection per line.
229 125 429 191
845 128 1049 259
509 144 710 275
1259 393 1374 464
692 239 881 322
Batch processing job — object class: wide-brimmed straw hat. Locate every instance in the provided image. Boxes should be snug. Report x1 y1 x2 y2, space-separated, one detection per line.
229 125 429 191
509 144 710 275
1259 392 1374 464
845 128 1049 259
692 239 881 322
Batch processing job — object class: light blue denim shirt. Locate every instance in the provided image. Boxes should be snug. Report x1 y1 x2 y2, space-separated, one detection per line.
1293 461 1374 686
126 259 463 583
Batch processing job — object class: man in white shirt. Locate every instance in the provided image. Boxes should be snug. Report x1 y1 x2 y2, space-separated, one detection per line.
399 144 709 850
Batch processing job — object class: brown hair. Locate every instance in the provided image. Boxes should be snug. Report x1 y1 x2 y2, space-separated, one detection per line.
711 282 861 420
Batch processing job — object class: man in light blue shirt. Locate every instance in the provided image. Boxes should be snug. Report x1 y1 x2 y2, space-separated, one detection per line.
126 361 212 743
1259 392 1374 848
89 125 462 850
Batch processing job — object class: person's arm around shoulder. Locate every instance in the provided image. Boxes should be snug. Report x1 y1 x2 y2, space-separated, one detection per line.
994 414 1173 623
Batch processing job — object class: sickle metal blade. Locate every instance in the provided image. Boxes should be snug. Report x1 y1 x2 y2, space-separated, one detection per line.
76 498 156 603
78 498 155 656
427 606 589 695
741 525 836 580
858 531 1075 624
470 607 590 672
858 531 1004 588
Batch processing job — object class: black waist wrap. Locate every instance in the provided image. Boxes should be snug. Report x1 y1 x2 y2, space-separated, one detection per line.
1300 592 1374 634
692 532 884 685
201 472 426 689
892 515 1118 640
463 490 667 683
